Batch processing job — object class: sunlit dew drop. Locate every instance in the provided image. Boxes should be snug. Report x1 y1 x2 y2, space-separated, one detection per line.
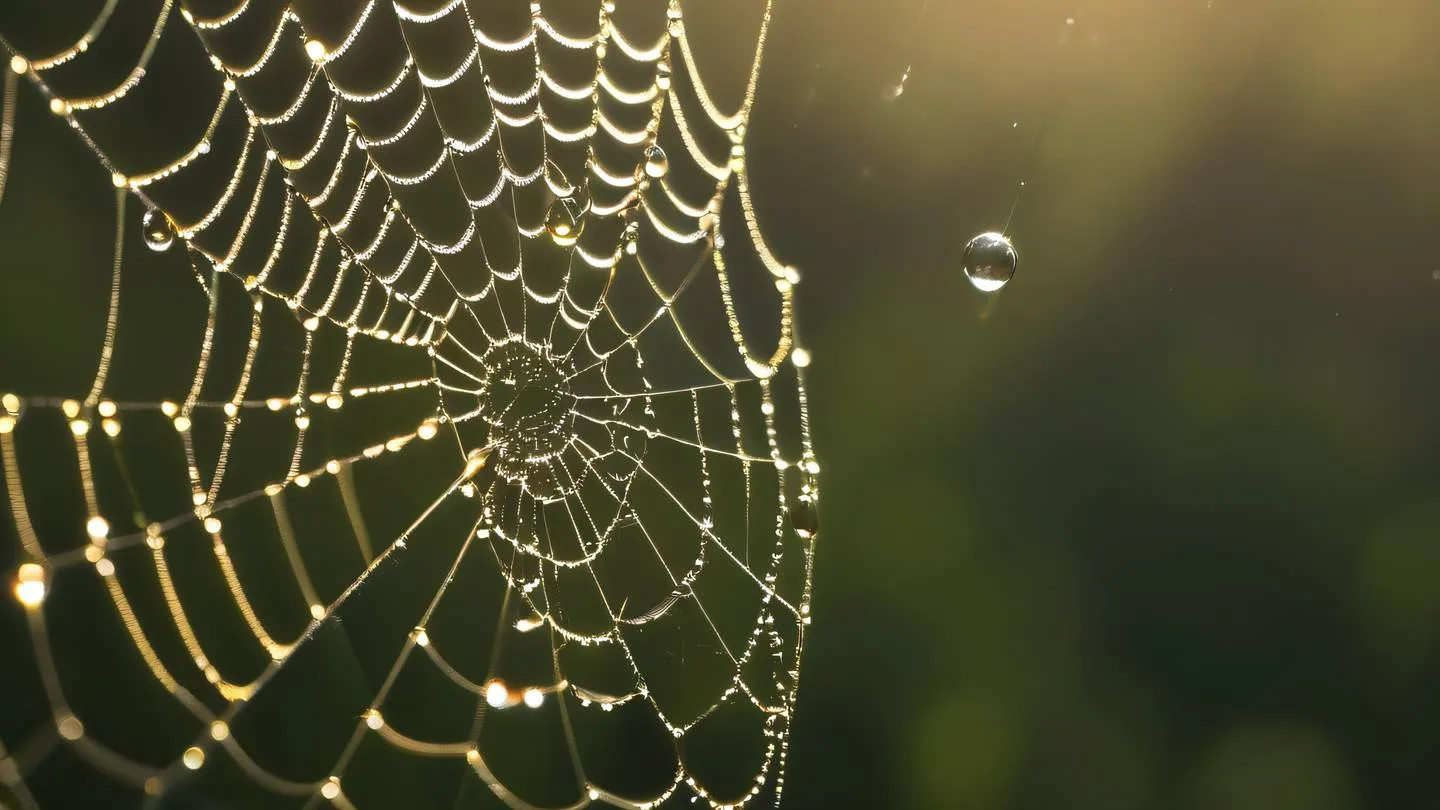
642 144 669 179
13 562 47 608
544 196 585 247
142 209 176 252
962 231 1017 293
792 475 818 541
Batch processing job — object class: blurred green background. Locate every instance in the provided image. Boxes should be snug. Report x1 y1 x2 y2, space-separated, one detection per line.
747 1 1440 807
4 0 1440 808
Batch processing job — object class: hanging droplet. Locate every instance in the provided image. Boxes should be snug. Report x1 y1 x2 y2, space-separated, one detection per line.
792 474 818 540
793 494 818 541
142 209 176 252
962 231 1017 293
545 196 585 248
643 145 669 179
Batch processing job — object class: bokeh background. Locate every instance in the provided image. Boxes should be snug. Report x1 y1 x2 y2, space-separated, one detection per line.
4 0 1440 808
748 1 1440 808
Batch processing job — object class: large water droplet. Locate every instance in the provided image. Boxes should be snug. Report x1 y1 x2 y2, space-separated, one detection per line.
792 475 818 541
642 145 669 179
962 231 1016 293
142 209 176 252
545 196 585 247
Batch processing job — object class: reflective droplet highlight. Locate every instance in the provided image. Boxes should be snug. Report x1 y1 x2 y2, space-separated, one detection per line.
545 196 585 247
962 231 1017 293
642 145 669 179
142 209 176 252
792 474 818 540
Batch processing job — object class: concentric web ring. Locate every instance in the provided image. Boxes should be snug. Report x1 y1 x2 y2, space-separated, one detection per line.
0 1 819 807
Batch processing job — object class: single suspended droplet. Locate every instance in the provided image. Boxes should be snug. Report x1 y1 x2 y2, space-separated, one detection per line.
792 473 818 540
793 493 818 540
545 196 585 247
142 209 176 252
962 231 1017 293
643 145 669 179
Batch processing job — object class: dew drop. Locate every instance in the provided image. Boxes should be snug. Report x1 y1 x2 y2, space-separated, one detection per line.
792 485 818 541
545 196 585 247
142 209 176 252
642 144 669 179
962 231 1017 293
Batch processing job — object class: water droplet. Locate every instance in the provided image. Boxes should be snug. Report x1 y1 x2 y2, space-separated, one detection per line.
962 231 1017 293
545 196 585 247
792 485 818 541
643 145 669 179
142 209 176 252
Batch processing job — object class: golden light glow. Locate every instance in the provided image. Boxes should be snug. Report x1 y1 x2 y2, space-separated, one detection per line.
523 687 545 709
364 709 384 730
57 714 84 741
320 777 341 799
210 720 230 741
9 55 28 74
461 446 493 482
182 746 205 770
86 515 109 540
97 400 117 418
304 39 327 63
485 680 509 708
14 563 47 608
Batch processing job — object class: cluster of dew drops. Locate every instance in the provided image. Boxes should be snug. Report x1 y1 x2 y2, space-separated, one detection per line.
134 146 675 255
544 144 670 251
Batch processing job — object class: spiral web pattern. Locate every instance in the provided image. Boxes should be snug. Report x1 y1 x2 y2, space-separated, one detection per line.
0 1 818 807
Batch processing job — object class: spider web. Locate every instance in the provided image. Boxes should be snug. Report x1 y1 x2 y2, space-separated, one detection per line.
0 1 819 807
